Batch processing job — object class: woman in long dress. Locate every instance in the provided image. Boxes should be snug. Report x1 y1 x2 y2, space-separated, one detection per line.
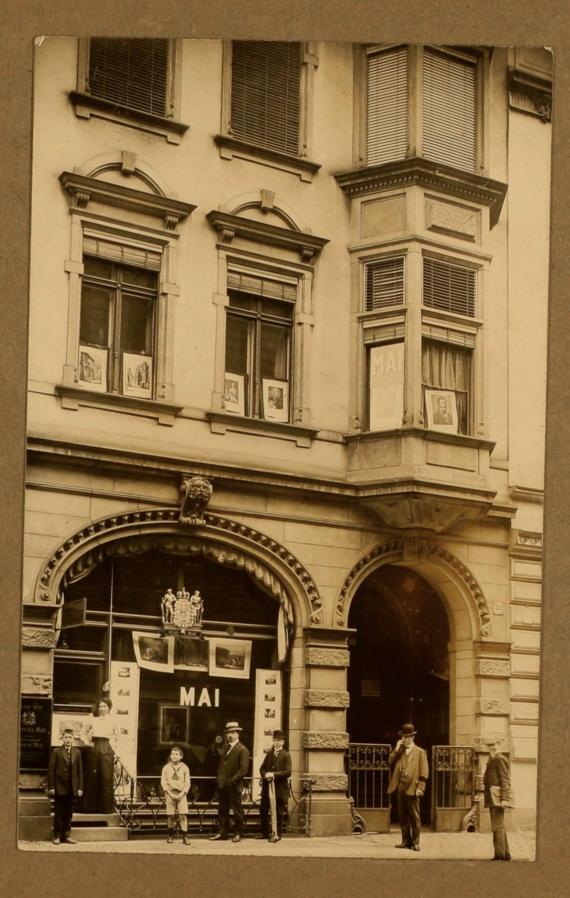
82 698 120 813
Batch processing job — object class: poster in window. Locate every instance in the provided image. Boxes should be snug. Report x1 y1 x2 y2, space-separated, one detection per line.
262 378 289 422
368 343 404 430
78 344 107 392
132 632 174 672
50 711 91 748
223 372 245 415
425 389 458 434
109 660 140 779
123 352 153 398
209 638 252 679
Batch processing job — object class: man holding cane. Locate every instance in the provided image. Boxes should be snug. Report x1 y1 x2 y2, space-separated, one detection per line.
388 722 429 852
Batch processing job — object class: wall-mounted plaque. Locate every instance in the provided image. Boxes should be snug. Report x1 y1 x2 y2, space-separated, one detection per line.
20 696 52 771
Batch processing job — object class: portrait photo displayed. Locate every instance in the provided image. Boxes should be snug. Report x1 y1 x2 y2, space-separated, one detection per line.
223 372 245 415
425 389 459 434
209 638 252 679
122 352 153 398
78 344 107 392
262 379 289 422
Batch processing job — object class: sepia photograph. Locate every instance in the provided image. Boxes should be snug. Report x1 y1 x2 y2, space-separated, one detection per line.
16 33 553 869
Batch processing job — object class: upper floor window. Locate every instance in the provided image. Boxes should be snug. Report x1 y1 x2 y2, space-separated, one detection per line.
79 239 159 399
230 41 302 156
363 45 481 174
88 38 170 117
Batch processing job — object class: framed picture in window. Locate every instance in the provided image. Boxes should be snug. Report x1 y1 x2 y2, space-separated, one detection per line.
78 344 107 392
209 638 252 679
123 353 153 399
223 372 245 415
160 705 189 744
425 389 458 434
262 379 289 423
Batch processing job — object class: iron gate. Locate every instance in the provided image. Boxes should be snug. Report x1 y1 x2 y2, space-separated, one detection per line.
431 745 477 831
347 743 391 832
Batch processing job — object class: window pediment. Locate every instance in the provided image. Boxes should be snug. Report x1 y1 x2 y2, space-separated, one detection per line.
207 209 329 262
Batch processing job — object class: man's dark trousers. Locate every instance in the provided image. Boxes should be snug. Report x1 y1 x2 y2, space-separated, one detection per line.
397 788 421 848
217 784 244 837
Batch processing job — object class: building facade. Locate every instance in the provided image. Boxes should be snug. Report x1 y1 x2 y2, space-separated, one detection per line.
20 39 552 838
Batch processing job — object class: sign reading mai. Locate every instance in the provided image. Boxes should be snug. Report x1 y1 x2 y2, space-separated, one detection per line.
179 686 220 708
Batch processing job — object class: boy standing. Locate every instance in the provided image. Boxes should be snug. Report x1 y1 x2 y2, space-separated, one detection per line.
47 725 83 845
161 745 191 845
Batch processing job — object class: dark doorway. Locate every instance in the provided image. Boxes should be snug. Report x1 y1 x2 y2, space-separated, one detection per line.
347 564 450 823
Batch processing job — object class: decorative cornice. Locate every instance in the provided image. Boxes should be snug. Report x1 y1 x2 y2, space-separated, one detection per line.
34 508 324 625
334 157 508 228
335 538 492 636
510 485 544 505
302 731 350 750
214 134 321 182
510 529 543 560
508 68 552 123
206 209 329 262
304 690 350 709
59 171 196 229
69 90 190 141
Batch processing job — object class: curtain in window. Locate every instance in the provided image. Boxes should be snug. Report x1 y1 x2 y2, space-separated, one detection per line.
422 340 470 433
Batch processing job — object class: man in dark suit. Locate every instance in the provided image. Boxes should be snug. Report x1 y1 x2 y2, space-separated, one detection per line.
47 725 83 845
388 722 429 851
209 721 250 843
259 728 292 842
483 737 512 861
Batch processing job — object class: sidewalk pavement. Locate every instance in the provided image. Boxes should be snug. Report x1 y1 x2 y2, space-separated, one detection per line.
19 828 536 861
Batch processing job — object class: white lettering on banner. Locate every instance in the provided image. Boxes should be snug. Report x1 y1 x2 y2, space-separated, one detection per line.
179 686 220 707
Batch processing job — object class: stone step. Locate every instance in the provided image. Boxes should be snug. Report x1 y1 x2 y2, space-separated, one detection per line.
70 826 129 842
19 796 51 816
18 815 52 841
71 813 122 826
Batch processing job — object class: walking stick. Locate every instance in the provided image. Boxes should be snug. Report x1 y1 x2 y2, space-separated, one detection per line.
268 777 278 841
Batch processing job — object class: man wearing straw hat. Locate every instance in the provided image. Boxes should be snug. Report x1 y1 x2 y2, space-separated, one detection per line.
209 721 250 843
388 722 429 852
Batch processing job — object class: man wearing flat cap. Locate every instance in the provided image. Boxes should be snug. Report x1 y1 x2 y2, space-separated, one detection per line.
483 737 512 861
388 723 429 851
259 729 292 842
47 725 83 845
209 721 250 843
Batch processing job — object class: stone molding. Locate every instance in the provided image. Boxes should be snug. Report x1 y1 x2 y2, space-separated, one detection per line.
34 508 323 624
21 674 53 695
474 697 510 716
19 773 48 790
207 208 329 262
304 690 350 709
305 647 350 668
335 538 491 636
304 773 349 792
476 658 511 678
303 731 350 750
21 627 57 649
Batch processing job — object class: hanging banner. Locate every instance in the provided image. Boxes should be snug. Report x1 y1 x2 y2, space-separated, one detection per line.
251 669 283 801
109 661 140 779
132 632 174 672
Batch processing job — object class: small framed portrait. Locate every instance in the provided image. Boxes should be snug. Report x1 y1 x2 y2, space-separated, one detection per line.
160 705 189 744
78 345 107 392
425 389 458 434
209 638 252 679
262 379 289 423
122 352 153 399
223 372 245 415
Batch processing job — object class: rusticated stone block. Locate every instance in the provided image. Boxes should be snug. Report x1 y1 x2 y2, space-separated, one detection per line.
22 627 57 649
21 674 52 695
476 659 510 678
303 731 350 750
19 772 47 791
474 698 509 716
305 647 350 668
304 774 348 792
304 690 350 709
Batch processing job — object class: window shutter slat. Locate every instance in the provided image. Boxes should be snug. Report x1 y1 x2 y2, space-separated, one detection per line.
227 271 296 302
364 257 405 311
230 41 302 155
366 47 408 166
83 236 161 271
88 38 169 117
422 49 477 172
423 257 477 317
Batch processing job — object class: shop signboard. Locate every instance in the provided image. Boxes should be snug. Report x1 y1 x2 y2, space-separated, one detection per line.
20 696 52 771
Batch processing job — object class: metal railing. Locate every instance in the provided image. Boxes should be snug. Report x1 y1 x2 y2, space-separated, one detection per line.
431 746 475 811
347 743 391 810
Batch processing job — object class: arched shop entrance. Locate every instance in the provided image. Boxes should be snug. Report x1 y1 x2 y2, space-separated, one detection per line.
53 546 288 790
347 564 450 823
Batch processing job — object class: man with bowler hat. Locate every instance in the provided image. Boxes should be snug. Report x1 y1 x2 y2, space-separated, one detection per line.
388 722 429 851
47 725 83 845
209 721 250 843
483 737 512 861
259 729 292 842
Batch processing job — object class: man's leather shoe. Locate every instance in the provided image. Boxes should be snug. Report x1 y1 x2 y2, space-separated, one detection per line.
182 836 191 845
395 843 410 848
52 836 60 845
412 845 420 852
209 834 227 841
269 836 280 843
231 835 242 843
61 837 78 844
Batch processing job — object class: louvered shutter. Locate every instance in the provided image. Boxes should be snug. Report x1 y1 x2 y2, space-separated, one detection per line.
423 257 476 317
88 38 169 117
83 236 162 271
422 49 477 172
227 271 297 302
366 47 408 166
230 41 302 155
364 257 405 311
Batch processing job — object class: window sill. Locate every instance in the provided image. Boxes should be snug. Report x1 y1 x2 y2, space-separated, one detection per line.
345 426 495 452
207 410 317 447
55 385 183 426
69 91 190 144
334 157 508 228
214 134 321 183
